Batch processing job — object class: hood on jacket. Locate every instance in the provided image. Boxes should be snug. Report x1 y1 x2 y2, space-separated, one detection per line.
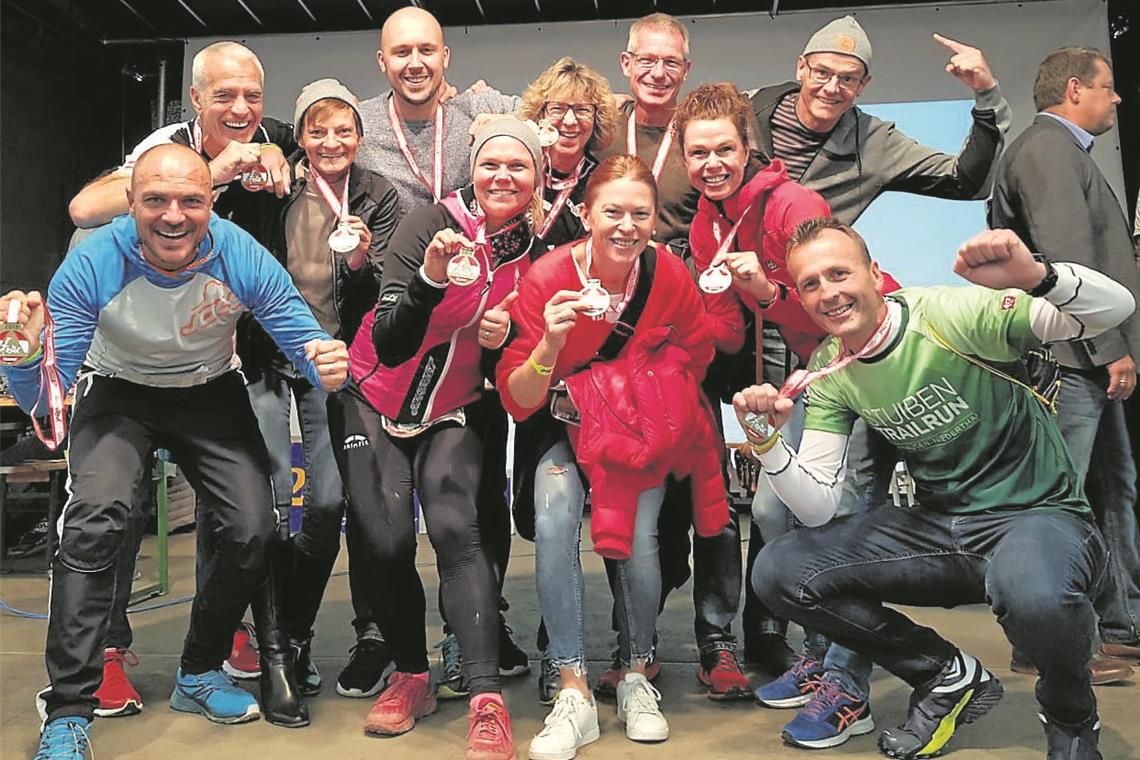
110 212 221 286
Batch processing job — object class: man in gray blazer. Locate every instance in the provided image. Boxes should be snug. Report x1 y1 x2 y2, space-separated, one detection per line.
990 46 1140 693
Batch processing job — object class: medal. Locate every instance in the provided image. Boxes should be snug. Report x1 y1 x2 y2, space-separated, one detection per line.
328 223 361 254
0 300 30 365
578 278 610 320
742 411 773 439
699 264 732 294
536 118 559 148
241 164 270 191
447 248 481 286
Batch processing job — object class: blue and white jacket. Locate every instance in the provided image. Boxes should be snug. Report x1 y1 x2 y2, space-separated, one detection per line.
6 214 330 412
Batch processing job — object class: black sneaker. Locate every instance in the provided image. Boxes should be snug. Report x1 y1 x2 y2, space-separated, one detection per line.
8 517 49 558
879 650 1003 758
537 653 560 706
291 633 321 697
498 619 530 677
434 633 469 700
743 632 799 678
1041 713 1103 760
335 638 394 698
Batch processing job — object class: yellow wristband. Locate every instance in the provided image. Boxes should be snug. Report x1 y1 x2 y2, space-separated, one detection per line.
528 355 554 376
749 432 781 458
260 142 283 155
13 345 43 367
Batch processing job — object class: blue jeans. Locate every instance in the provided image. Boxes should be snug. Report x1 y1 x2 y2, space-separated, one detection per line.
756 505 1109 725
534 441 664 670
749 395 875 694
1056 367 1140 645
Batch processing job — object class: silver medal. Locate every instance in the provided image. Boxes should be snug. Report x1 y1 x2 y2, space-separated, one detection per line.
537 118 560 148
579 279 610 320
699 264 733 294
328 223 361 254
742 411 772 439
446 249 481 287
241 164 270 191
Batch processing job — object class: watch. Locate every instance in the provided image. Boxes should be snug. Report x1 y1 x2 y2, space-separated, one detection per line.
1027 259 1058 297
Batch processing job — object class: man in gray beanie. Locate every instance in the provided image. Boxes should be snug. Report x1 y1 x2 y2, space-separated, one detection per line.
743 12 1017 754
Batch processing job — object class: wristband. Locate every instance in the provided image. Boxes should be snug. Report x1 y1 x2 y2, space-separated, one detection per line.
755 282 783 309
13 344 43 366
260 143 284 155
528 355 554 376
749 432 781 457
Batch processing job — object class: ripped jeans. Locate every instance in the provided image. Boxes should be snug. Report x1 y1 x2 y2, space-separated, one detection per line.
533 441 664 672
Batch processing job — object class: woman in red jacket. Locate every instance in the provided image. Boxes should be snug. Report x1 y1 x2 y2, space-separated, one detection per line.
498 155 727 757
326 118 550 760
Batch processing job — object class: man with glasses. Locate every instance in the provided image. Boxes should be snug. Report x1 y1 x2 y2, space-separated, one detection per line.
742 14 1018 751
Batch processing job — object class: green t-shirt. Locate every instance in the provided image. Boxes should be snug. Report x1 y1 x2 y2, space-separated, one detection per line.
804 286 1089 516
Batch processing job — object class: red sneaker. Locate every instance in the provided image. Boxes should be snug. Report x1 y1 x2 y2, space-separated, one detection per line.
94 648 143 717
696 649 751 700
465 693 515 760
363 671 437 736
223 622 260 680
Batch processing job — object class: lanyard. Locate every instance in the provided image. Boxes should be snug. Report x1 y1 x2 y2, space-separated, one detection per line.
309 166 349 221
536 156 585 240
778 306 895 399
627 112 675 181
580 239 641 317
30 305 67 451
388 94 444 202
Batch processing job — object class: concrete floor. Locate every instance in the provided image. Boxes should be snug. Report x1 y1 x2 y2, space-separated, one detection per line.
1 523 1138 760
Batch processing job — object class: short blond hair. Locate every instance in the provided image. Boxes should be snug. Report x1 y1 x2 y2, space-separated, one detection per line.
519 57 619 154
628 13 690 58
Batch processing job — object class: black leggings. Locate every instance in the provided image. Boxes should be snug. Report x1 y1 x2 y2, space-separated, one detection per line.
328 386 501 695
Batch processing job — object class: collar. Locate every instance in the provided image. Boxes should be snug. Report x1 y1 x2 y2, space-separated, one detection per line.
1039 112 1095 152
858 297 906 364
457 185 534 264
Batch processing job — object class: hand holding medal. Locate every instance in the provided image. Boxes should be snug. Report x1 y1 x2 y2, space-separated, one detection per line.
732 383 794 446
0 291 41 365
424 228 481 287
541 290 592 353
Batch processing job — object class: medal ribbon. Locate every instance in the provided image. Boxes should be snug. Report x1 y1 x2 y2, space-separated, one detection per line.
536 156 585 240
627 113 675 182
310 166 349 222
30 305 67 451
388 94 444 202
581 239 640 316
778 307 896 400
704 203 755 277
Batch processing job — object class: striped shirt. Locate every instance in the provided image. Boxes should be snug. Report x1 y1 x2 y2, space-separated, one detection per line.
770 92 828 182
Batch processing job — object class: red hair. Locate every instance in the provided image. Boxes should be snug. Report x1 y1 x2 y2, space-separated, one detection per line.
583 154 659 210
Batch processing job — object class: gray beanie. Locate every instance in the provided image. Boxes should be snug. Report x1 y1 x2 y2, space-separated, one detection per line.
294 78 363 140
469 117 543 176
803 15 872 72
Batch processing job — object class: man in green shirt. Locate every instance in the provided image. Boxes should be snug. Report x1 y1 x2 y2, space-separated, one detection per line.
738 218 1134 760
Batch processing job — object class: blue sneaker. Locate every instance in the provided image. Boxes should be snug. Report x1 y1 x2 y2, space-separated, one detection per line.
782 673 875 749
34 716 91 760
755 655 824 708
170 668 260 724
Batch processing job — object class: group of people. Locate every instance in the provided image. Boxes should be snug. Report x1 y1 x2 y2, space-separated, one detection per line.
4 6 1139 760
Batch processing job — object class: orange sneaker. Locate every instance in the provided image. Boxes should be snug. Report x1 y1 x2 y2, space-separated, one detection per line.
363 671 437 736
94 648 143 717
466 693 515 760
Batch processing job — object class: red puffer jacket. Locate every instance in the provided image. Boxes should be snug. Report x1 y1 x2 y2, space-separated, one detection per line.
564 325 729 560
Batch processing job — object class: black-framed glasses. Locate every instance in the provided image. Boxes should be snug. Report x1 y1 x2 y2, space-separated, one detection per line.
543 102 597 120
803 60 865 92
629 53 686 75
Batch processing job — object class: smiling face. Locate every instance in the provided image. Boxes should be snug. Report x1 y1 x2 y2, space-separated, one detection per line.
543 92 597 168
472 136 536 229
127 145 214 272
378 9 450 110
794 52 869 133
682 117 748 201
583 176 657 271
189 53 264 149
300 103 360 183
788 228 885 350
619 28 691 113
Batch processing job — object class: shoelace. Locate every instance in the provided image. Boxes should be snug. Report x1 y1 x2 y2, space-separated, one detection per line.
105 648 139 668
801 678 846 720
435 635 462 677
788 655 821 682
711 650 742 675
37 720 93 760
622 679 663 718
544 692 586 727
471 701 508 743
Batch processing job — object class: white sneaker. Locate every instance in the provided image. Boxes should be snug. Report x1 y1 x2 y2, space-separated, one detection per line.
528 688 600 760
616 672 668 742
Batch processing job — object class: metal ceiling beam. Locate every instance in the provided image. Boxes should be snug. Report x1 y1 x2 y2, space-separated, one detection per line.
175 0 208 27
472 0 486 20
233 0 263 25
355 0 374 22
293 0 316 22
117 0 158 32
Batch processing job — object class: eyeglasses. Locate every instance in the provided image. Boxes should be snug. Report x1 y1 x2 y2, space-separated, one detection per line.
803 60 865 92
629 53 687 75
543 102 597 120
